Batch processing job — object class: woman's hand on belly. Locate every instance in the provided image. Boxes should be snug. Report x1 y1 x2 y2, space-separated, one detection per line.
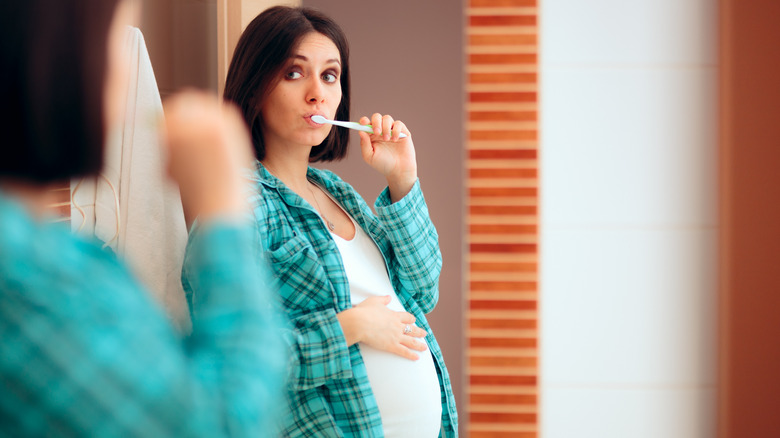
337 296 428 361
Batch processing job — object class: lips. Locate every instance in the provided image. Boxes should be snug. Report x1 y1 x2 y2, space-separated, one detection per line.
305 114 326 127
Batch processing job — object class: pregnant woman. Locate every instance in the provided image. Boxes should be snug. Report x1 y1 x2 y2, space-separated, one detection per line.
219 5 458 437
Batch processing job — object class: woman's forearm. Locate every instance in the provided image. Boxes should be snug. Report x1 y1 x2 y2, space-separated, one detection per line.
336 307 363 346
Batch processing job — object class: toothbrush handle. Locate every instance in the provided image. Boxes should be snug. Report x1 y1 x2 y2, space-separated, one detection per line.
336 121 407 139
364 124 408 139
339 121 374 134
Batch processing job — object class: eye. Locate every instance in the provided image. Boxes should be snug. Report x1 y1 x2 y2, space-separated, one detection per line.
322 71 338 83
285 70 303 80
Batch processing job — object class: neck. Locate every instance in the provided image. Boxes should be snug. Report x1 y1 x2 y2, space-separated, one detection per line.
0 179 60 218
261 143 314 193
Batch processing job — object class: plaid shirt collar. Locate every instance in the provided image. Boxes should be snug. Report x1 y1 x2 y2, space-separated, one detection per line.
254 161 377 232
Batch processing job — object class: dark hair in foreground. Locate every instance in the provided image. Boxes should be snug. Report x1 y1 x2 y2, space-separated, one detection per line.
0 0 120 183
224 6 351 162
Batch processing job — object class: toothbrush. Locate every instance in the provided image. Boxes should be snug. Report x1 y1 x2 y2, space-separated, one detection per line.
311 115 408 139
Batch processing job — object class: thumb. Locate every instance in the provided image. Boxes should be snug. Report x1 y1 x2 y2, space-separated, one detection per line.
380 295 392 305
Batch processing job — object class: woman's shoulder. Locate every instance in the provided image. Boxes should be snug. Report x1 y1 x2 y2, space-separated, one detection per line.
0 196 106 273
0 199 142 315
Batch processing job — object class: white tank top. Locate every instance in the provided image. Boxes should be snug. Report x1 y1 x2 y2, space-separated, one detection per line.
331 217 442 437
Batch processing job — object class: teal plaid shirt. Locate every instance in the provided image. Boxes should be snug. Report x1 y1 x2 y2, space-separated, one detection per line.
0 191 287 437
250 164 458 437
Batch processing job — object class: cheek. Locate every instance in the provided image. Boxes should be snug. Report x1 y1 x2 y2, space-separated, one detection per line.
330 86 343 111
263 83 291 111
262 95 288 125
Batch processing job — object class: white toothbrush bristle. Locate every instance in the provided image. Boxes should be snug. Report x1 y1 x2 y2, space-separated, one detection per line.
311 115 326 124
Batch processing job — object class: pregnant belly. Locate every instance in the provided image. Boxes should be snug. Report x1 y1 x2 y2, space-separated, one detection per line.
359 340 443 437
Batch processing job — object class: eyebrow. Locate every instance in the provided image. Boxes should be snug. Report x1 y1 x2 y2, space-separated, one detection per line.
293 54 341 65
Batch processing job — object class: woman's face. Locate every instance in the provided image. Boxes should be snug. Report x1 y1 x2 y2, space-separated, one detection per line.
260 32 342 150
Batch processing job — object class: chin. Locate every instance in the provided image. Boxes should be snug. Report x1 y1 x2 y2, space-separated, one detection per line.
304 133 330 147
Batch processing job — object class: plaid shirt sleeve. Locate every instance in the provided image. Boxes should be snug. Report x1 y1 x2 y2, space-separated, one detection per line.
249 193 353 392
182 220 290 433
0 202 287 437
374 179 443 314
282 309 353 391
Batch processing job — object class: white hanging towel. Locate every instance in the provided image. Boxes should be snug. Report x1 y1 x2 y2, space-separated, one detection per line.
71 27 190 332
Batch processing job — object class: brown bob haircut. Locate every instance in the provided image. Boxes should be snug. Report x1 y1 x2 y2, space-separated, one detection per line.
223 6 351 162
0 0 120 183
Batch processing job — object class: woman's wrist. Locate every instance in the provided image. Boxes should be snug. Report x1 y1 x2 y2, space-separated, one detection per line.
387 173 417 203
336 307 363 347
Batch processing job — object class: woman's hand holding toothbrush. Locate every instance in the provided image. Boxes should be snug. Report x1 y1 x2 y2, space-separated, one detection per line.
358 113 417 203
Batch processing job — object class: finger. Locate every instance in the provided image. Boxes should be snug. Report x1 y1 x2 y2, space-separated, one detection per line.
359 115 371 126
381 114 393 141
362 295 391 307
398 312 416 324
371 113 383 137
391 120 407 141
400 337 428 352
411 325 427 338
401 324 426 339
391 345 420 361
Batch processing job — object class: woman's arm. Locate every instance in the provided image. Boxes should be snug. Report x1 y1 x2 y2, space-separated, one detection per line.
249 196 355 390
1 195 287 438
181 221 289 434
375 180 443 314
169 92 288 434
355 112 442 312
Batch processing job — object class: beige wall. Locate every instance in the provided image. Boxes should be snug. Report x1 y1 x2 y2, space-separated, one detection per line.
216 0 301 94
240 0 299 28
140 0 218 96
140 1 299 97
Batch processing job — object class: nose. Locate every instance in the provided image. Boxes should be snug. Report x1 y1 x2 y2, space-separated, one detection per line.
306 78 325 104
